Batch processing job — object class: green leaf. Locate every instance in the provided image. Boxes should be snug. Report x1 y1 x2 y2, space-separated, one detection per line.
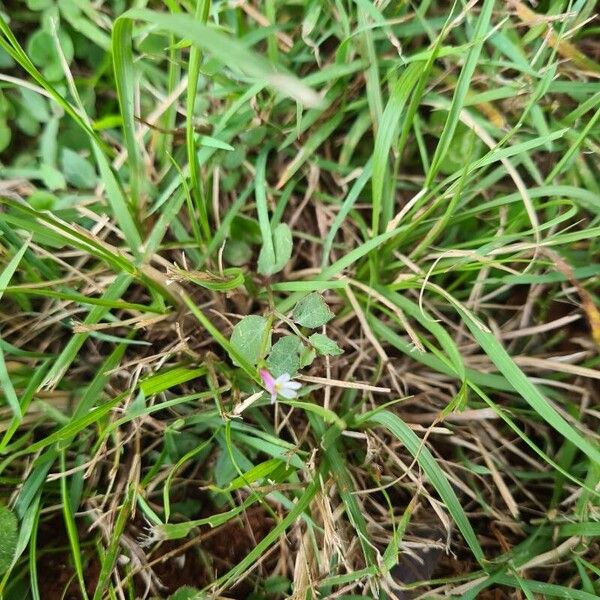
425 0 494 186
26 0 53 9
181 293 259 383
272 223 293 271
230 315 270 366
453 301 600 466
0 46 13 69
0 346 21 419
196 135 234 151
61 148 97 189
140 367 207 397
114 9 321 107
258 222 293 276
19 88 49 122
282 400 346 429
16 106 40 136
168 585 205 600
309 333 343 356
28 190 57 211
300 346 316 368
0 506 18 575
0 238 29 304
40 164 66 190
293 293 334 328
211 458 285 493
266 335 303 377
223 240 251 266
357 409 485 564
27 28 74 68
264 577 291 596
254 149 292 276
222 146 246 169
371 61 423 232
0 120 10 153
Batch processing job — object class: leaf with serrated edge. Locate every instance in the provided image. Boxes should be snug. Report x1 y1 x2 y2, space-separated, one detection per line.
230 316 270 366
309 333 343 356
293 293 334 328
266 335 303 377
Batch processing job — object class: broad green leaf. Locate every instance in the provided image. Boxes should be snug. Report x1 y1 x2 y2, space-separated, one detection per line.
266 335 303 377
429 115 484 174
264 577 291 596
223 240 252 266
28 190 57 211
257 243 275 275
19 88 49 122
300 347 316 368
181 293 260 383
169 587 205 600
258 223 293 276
230 315 270 366
40 164 66 190
272 223 293 272
16 105 40 136
253 148 293 276
27 28 74 66
61 148 97 189
0 506 17 574
309 333 343 356
293 293 334 328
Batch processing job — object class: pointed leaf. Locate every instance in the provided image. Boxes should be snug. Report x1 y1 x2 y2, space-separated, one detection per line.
293 293 334 328
230 315 270 366
0 506 18 574
266 335 303 377
309 333 343 356
61 148 97 189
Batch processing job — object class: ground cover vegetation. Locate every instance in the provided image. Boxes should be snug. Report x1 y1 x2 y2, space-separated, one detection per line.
0 0 599 598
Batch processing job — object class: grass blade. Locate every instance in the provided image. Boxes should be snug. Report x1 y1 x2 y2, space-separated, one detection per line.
356 409 485 564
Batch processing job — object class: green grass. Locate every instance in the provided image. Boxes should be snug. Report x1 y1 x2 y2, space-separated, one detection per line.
0 1 599 599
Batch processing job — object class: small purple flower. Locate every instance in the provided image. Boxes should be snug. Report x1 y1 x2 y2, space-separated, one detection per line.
260 369 302 404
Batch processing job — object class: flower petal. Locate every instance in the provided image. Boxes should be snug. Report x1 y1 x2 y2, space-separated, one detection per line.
276 373 291 383
260 369 275 392
278 387 299 399
270 391 278 404
285 381 302 390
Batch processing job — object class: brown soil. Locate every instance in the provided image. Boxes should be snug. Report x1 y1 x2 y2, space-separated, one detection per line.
34 504 275 600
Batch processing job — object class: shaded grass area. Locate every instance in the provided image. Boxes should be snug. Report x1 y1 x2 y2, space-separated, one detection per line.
0 0 599 598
